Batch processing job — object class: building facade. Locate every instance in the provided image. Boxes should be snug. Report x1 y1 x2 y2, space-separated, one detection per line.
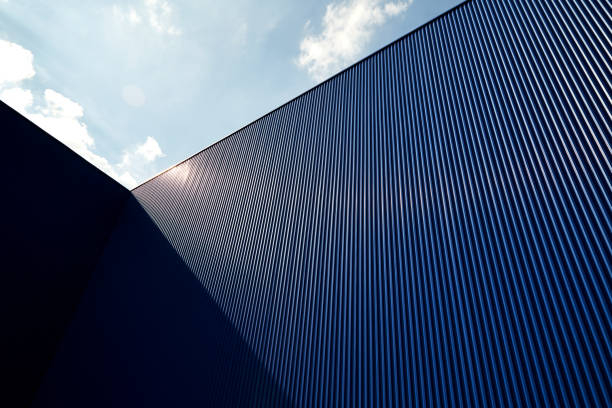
6 0 611 406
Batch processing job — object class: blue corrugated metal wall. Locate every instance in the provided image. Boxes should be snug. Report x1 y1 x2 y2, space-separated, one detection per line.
133 0 611 405
32 196 291 407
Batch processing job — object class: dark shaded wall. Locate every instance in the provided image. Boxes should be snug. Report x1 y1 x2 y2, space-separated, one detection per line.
0 102 130 406
32 196 290 407
129 0 611 406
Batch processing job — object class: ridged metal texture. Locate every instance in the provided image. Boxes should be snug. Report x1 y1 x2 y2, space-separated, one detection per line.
133 0 611 405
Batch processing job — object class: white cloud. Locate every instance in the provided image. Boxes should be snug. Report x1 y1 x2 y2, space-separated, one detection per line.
117 136 165 187
0 87 33 115
135 136 164 161
27 90 95 157
113 0 180 35
384 2 409 15
0 39 35 86
40 89 84 118
117 172 139 188
22 90 125 185
22 89 163 189
297 0 412 81
0 39 164 189
127 7 142 24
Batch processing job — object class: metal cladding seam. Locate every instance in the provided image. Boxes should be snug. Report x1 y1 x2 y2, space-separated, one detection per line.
132 0 611 406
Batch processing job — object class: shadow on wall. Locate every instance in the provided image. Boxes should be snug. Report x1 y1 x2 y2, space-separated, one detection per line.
32 195 292 407
1 101 130 408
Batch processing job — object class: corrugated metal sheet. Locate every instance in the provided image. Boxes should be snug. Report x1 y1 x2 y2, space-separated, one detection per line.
133 0 611 405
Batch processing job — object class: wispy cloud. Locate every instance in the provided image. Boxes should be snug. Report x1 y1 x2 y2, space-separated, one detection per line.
135 136 164 161
0 39 163 189
117 136 165 187
113 5 142 25
113 0 181 36
116 136 165 188
297 0 412 82
145 0 181 35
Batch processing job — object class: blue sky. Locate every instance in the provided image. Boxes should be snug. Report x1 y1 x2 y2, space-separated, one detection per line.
1 0 463 188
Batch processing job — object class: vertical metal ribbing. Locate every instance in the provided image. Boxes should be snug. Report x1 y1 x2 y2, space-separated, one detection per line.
132 0 612 406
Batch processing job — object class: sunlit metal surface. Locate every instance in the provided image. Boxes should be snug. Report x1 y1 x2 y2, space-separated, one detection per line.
133 0 611 405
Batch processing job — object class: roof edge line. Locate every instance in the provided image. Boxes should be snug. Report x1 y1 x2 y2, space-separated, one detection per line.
133 0 473 190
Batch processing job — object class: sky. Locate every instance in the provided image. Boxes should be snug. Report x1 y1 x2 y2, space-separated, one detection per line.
0 0 463 189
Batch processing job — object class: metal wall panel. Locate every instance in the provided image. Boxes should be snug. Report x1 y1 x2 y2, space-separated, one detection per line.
133 0 611 405
32 196 291 407
1 101 129 407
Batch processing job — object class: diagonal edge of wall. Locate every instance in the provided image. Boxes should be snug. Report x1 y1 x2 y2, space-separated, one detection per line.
0 101 130 407
133 0 473 190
